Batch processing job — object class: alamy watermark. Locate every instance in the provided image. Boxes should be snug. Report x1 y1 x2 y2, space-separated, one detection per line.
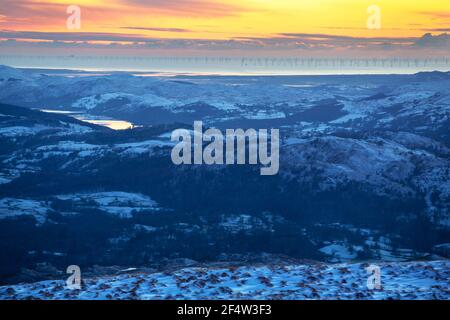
170 121 279 176
366 264 381 290
66 265 81 290
66 5 81 30
367 5 381 30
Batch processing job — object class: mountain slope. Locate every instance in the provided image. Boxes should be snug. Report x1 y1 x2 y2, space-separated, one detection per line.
0 260 448 300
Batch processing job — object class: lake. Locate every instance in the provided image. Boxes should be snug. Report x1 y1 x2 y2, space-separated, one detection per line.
39 109 136 130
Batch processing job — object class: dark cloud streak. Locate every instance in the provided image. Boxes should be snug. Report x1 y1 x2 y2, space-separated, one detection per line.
121 27 191 33
117 0 247 17
1 30 449 52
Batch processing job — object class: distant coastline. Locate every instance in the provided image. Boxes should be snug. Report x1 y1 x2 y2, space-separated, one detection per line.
1 56 449 76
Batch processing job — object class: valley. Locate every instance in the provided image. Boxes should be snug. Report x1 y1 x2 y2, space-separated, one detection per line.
0 66 448 296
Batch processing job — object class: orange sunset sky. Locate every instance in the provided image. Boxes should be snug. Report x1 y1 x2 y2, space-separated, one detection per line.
0 0 449 57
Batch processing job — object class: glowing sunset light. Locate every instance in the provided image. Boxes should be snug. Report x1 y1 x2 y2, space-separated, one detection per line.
0 0 449 59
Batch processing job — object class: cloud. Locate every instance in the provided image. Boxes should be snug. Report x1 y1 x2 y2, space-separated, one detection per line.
421 28 450 32
417 11 450 20
118 0 247 17
0 30 155 42
1 29 449 55
0 0 112 29
121 27 191 33
0 0 250 33
0 1 65 19
245 33 418 50
415 33 450 48
278 33 416 42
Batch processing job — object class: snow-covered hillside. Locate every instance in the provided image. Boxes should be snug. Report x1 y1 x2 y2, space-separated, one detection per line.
1 66 449 136
0 67 448 291
282 134 450 226
0 260 448 300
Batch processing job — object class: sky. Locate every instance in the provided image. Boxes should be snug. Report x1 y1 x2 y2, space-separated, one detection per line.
0 0 449 60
